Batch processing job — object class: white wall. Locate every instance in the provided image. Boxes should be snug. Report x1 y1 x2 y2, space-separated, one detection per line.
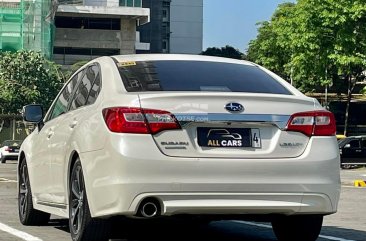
170 0 203 54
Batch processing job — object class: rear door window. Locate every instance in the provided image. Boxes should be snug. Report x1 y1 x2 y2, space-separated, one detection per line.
115 60 291 95
362 139 366 148
349 140 361 148
86 66 101 105
48 70 84 121
69 64 101 111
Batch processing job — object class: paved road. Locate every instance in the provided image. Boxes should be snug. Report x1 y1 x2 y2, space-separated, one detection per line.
0 161 365 241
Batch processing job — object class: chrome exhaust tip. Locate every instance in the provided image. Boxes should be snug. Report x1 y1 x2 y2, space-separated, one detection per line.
140 201 159 218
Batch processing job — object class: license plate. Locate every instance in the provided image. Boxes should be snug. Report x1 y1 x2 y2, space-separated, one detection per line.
197 128 261 148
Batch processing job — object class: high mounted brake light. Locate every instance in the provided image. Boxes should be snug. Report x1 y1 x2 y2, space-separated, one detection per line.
102 107 181 134
285 111 336 136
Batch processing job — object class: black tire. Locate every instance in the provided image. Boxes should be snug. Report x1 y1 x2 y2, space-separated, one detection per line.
69 158 110 241
271 215 323 241
1 156 6 163
18 159 51 225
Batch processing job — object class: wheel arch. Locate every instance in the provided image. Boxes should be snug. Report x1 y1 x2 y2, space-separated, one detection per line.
67 151 96 218
66 151 80 201
18 151 26 166
17 151 26 191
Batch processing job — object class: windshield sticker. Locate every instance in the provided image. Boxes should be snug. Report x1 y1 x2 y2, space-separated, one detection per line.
118 61 137 67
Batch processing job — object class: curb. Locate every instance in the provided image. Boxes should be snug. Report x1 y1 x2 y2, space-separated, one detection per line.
354 180 366 187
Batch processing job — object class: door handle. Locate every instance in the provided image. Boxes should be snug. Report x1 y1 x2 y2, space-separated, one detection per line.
69 120 78 129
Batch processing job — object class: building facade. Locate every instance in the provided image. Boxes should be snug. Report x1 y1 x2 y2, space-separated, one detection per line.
170 0 203 54
0 0 53 58
53 0 150 65
2 0 202 64
137 0 203 54
137 0 169 53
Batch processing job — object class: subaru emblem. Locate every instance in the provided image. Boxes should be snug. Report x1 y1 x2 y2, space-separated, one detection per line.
225 102 244 113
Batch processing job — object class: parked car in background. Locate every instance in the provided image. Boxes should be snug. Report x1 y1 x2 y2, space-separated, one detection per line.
19 54 340 241
0 140 22 163
339 136 366 169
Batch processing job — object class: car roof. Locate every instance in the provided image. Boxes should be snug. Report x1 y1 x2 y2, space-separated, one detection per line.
112 54 255 66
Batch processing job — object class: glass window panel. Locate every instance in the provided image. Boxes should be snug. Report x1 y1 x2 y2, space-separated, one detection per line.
116 61 292 95
127 0 133 7
86 66 101 105
362 140 366 148
49 71 83 120
349 140 361 148
134 0 142 7
70 66 96 110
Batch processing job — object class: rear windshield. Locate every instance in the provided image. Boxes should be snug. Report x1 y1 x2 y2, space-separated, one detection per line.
2 140 22 147
115 60 292 95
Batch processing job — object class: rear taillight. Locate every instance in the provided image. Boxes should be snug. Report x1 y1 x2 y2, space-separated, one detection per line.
285 111 336 136
143 109 181 134
4 147 10 151
102 107 181 134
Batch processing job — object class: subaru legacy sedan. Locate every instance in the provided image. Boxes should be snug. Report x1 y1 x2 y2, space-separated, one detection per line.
19 55 340 241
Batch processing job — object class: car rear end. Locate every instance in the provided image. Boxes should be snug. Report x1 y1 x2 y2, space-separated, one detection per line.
82 55 340 220
1 140 22 162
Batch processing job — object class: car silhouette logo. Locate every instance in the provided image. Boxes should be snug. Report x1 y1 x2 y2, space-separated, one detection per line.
207 129 242 140
225 103 244 113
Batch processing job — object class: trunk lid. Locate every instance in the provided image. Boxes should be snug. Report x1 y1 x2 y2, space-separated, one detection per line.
139 92 316 159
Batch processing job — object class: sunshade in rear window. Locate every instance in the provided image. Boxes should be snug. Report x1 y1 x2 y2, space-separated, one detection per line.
115 60 292 95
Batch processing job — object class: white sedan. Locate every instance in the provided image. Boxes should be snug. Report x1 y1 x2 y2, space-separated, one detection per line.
19 54 340 241
0 140 22 163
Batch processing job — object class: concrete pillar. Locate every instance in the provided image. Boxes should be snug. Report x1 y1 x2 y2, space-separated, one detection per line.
120 18 137 55
12 119 16 140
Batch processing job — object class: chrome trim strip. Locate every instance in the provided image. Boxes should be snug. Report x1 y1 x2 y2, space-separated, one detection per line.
37 201 67 209
164 147 188 150
174 113 291 129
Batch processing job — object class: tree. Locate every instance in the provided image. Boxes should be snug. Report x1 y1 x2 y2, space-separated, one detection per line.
0 51 64 114
247 0 366 135
201 45 245 60
247 3 296 79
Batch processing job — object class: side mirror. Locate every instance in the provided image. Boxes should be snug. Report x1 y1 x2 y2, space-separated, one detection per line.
23 104 44 123
344 144 351 149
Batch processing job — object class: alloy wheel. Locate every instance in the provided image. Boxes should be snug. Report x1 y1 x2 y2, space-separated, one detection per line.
19 164 29 218
70 165 84 235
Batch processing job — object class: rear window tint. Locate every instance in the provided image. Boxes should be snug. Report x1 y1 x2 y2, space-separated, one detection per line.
115 60 291 95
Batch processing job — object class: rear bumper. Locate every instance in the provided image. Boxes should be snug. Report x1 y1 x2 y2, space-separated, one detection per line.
80 135 341 218
1 153 19 160
129 192 334 216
